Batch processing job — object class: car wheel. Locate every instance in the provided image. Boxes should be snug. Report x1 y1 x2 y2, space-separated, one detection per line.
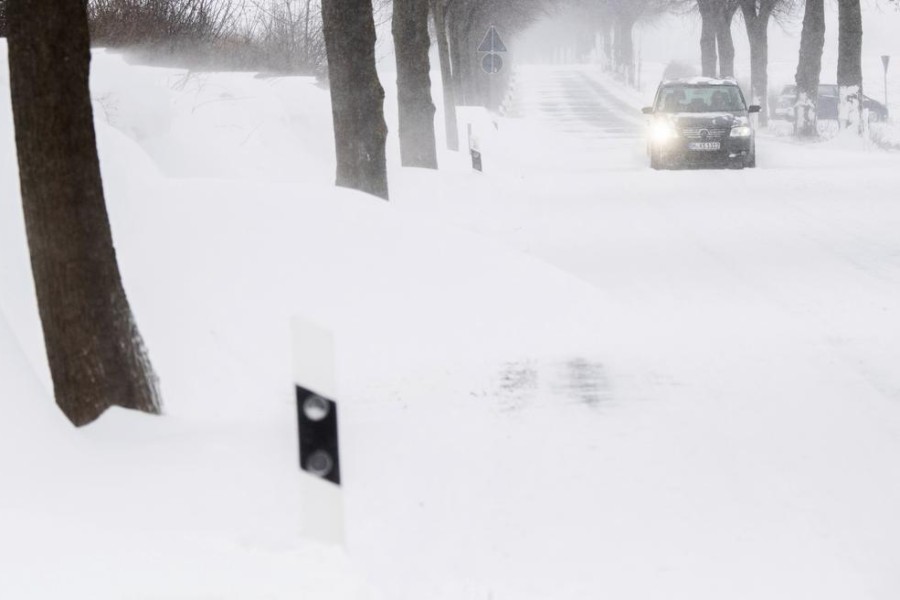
746 142 757 168
650 146 665 170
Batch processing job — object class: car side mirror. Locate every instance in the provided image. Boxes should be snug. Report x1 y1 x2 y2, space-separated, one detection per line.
748 105 761 113
641 107 654 115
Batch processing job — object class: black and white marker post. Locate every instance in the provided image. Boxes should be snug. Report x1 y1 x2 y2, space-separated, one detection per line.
293 317 344 545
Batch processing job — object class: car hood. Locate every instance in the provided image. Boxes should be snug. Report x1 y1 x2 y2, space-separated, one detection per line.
670 112 747 128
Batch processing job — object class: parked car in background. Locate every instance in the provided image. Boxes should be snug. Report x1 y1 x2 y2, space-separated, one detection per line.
772 84 889 122
643 78 759 170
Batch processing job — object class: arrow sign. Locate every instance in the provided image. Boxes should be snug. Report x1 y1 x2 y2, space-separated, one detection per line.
478 26 507 53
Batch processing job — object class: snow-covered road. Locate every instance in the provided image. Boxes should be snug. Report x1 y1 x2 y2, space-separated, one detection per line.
389 65 900 600
506 66 644 139
3 48 900 600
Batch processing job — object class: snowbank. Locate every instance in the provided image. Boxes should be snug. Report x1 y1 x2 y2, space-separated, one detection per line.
3 37 900 600
0 43 610 600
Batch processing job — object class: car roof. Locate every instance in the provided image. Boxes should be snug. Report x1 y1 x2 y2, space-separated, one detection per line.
661 77 739 87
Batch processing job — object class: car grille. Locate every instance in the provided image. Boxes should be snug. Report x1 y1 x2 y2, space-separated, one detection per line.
681 127 728 139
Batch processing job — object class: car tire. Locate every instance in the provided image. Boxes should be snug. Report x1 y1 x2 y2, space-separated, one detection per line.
746 142 757 168
650 146 665 170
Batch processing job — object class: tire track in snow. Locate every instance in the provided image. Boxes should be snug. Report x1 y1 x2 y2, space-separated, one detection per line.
506 66 643 141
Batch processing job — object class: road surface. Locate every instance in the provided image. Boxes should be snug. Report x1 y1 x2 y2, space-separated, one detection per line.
390 64 900 600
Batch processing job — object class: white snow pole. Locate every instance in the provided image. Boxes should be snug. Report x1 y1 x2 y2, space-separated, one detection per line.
292 316 344 545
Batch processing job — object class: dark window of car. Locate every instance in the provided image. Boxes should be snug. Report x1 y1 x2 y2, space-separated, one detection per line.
655 85 747 113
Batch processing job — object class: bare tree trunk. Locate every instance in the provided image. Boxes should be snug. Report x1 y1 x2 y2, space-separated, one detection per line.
614 16 636 85
837 0 864 134
304 0 312 65
448 26 465 104
794 0 825 137
717 3 738 78
463 17 481 105
601 20 613 70
7 0 161 426
697 0 719 78
741 1 773 126
321 0 389 199
447 6 467 104
746 20 769 125
393 0 438 168
447 1 484 106
432 0 459 151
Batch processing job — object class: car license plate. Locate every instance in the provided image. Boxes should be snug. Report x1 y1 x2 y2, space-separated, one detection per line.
688 142 720 151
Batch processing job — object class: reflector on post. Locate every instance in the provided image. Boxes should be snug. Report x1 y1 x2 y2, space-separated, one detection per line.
292 316 344 545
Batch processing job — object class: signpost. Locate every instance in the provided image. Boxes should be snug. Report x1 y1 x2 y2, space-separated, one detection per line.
477 25 507 82
882 55 891 118
473 25 507 171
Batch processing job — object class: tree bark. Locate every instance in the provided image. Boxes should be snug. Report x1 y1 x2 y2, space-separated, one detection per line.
432 0 459 151
741 1 774 126
794 0 825 137
600 20 614 70
462 12 481 105
697 0 719 78
837 0 864 134
393 0 438 168
321 0 389 199
746 20 769 125
7 0 161 426
447 4 469 104
448 19 466 105
614 16 636 85
716 3 738 78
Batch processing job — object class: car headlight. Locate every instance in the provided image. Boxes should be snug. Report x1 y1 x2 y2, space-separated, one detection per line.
730 126 752 137
650 121 678 143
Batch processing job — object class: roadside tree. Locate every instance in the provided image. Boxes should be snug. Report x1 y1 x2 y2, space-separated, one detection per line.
393 0 438 168
432 0 460 150
7 0 162 426
607 0 671 85
793 0 825 137
321 0 389 199
739 0 796 125
837 0 864 133
694 0 740 78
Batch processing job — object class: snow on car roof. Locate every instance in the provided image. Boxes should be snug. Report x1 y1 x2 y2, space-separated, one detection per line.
662 77 738 86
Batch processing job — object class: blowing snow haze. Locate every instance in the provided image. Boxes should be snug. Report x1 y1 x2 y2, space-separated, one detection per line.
2 1 900 599
516 1 900 89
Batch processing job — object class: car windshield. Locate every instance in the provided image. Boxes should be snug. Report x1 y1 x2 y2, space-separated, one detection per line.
656 85 746 113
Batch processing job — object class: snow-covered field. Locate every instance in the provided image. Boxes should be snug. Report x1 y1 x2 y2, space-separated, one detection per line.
3 38 900 600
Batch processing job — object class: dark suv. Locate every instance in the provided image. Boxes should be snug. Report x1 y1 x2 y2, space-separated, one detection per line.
642 78 760 170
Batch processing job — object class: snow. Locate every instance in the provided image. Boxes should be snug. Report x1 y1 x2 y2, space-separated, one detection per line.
3 29 900 600
665 76 738 85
